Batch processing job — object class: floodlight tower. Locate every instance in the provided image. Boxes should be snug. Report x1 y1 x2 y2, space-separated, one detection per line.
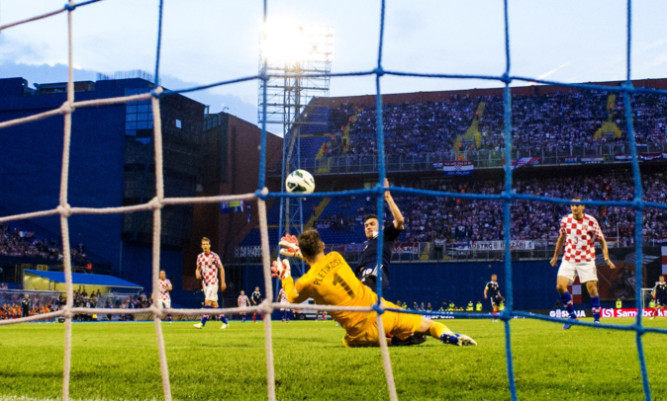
258 20 333 273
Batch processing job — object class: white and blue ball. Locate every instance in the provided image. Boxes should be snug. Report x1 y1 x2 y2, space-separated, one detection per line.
285 169 315 194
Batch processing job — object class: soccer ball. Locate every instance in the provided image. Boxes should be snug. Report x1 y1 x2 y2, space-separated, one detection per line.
285 169 315 194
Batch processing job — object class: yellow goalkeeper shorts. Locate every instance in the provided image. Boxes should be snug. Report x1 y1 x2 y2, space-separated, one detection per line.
343 300 423 347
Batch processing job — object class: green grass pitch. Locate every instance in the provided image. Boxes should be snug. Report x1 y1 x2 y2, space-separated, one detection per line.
0 317 666 400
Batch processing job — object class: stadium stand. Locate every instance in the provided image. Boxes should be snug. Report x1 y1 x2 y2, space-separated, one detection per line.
237 169 666 263
0 222 89 265
297 82 667 171
315 172 666 244
244 80 667 264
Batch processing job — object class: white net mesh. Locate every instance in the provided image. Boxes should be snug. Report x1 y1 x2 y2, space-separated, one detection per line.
2 2 665 401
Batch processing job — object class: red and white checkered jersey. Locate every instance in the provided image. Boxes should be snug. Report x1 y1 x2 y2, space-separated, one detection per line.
197 251 222 286
159 278 172 301
559 213 604 263
278 288 288 303
237 294 250 307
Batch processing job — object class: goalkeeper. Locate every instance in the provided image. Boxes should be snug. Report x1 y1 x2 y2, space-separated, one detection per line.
273 229 476 347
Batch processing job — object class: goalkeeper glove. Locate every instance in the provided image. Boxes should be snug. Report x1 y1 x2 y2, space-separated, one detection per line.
279 234 302 259
271 258 291 280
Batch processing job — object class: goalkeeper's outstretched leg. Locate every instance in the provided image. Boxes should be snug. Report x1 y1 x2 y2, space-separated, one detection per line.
424 319 477 346
381 299 476 347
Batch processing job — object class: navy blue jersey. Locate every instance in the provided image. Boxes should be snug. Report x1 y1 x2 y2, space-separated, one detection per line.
485 281 501 298
654 281 667 300
356 223 401 291
251 290 262 305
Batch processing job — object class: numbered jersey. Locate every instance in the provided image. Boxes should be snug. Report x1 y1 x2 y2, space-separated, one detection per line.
282 252 377 332
559 213 604 263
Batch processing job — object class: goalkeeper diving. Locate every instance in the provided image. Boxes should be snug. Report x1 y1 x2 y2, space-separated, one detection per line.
274 229 476 347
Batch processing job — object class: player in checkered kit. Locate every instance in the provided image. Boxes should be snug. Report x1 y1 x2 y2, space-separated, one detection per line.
550 197 616 329
194 237 229 329
158 270 173 323
277 286 290 323
237 290 250 322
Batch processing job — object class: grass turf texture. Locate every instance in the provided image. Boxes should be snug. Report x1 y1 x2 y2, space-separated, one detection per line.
1 318 666 400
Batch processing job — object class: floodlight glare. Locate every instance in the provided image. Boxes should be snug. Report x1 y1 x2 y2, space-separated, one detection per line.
260 18 333 65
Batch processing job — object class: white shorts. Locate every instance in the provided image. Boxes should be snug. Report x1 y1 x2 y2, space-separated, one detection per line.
204 285 219 302
161 299 171 309
557 260 598 283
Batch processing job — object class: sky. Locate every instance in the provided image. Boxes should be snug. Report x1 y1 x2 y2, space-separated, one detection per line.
1 0 667 133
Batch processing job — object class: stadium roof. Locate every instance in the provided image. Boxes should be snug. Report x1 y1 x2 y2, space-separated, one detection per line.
24 269 143 290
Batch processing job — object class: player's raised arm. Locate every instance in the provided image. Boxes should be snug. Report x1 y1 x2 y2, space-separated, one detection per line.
384 178 404 230
272 257 311 305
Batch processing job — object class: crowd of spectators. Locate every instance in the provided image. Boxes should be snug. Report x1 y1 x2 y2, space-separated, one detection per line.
323 95 477 162
0 291 61 320
0 223 90 265
313 172 667 246
318 90 667 163
0 287 150 321
73 287 100 309
90 289 150 321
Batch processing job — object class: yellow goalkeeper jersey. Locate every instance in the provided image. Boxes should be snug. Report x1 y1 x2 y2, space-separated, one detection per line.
282 252 377 335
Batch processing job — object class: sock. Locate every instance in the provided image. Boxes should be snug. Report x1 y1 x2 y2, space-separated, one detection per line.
428 322 449 339
220 314 228 324
561 291 576 319
202 306 211 326
432 322 460 345
590 296 601 322
253 313 257 323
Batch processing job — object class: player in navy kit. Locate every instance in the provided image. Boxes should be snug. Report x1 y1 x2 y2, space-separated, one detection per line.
251 286 263 323
484 274 504 321
158 270 173 323
356 178 404 293
651 275 667 319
